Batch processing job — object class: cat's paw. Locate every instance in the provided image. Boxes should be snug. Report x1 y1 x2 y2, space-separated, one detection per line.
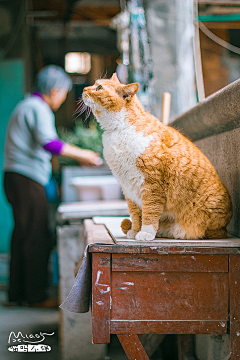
135 231 155 241
127 229 138 239
135 225 156 241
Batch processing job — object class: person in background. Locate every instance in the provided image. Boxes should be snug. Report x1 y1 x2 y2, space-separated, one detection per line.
3 65 102 308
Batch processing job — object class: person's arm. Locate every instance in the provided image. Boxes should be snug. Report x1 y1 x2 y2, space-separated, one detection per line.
44 139 102 166
60 143 102 166
32 106 101 166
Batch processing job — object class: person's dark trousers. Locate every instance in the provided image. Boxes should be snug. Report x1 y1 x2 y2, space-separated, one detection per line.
4 172 53 305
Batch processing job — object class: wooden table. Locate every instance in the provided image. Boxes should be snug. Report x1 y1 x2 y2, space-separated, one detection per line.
57 203 129 360
84 217 240 360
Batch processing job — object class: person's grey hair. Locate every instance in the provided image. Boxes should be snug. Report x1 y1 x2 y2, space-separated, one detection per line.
36 65 72 95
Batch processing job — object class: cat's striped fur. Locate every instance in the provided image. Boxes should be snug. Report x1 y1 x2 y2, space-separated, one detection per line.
82 73 232 240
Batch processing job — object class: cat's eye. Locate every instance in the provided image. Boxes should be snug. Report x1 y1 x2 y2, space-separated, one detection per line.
96 85 103 91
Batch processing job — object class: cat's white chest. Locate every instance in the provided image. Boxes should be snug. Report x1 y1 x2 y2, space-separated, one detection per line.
101 116 153 208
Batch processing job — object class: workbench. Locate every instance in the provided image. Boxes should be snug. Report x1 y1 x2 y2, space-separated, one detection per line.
57 203 129 360
81 216 240 360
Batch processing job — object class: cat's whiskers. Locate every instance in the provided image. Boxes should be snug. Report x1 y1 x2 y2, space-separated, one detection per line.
85 107 92 120
75 101 86 110
76 96 83 104
73 96 92 120
75 97 86 110
95 70 108 81
75 102 87 111
74 103 87 116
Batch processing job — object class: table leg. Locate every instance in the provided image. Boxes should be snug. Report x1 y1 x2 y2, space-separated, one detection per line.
229 255 240 359
92 253 111 344
117 334 150 360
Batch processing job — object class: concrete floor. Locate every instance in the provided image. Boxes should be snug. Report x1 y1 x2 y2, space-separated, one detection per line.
0 289 174 360
0 290 60 360
0 289 129 360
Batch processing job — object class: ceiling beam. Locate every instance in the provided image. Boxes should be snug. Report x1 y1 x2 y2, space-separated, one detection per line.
198 0 240 4
75 0 120 6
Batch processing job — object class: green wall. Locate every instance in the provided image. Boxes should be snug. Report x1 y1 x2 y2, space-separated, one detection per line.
0 60 24 253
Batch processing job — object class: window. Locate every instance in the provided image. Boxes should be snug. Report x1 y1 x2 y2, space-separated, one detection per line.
65 52 91 74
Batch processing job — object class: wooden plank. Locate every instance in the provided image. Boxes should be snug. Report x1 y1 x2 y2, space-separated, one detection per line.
194 0 205 102
202 21 240 29
92 217 240 246
116 239 240 248
84 219 115 246
73 5 120 22
198 0 240 4
112 254 228 273
112 320 228 335
88 244 240 255
92 253 111 344
93 216 130 239
117 334 150 360
111 272 228 321
161 92 171 125
229 255 240 359
116 238 240 248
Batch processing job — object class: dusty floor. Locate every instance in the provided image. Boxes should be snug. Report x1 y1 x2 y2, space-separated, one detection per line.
0 289 177 360
0 290 60 360
0 289 129 360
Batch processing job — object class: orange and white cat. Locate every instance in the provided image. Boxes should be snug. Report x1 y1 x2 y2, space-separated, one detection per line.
82 73 232 240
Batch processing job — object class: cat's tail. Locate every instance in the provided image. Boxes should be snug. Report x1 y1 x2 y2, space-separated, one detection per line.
121 218 132 234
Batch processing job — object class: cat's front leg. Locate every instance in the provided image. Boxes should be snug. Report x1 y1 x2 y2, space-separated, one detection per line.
122 196 142 239
135 185 165 241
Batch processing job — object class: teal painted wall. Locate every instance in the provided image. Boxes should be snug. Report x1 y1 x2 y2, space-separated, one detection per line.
0 60 24 253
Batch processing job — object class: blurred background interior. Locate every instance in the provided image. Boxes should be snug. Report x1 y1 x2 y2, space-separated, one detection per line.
0 1 240 359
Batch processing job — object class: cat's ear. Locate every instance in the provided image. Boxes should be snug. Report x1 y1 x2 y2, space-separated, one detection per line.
110 73 120 83
118 83 139 100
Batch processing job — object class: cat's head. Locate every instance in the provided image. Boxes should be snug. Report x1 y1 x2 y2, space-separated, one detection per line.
82 73 139 117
